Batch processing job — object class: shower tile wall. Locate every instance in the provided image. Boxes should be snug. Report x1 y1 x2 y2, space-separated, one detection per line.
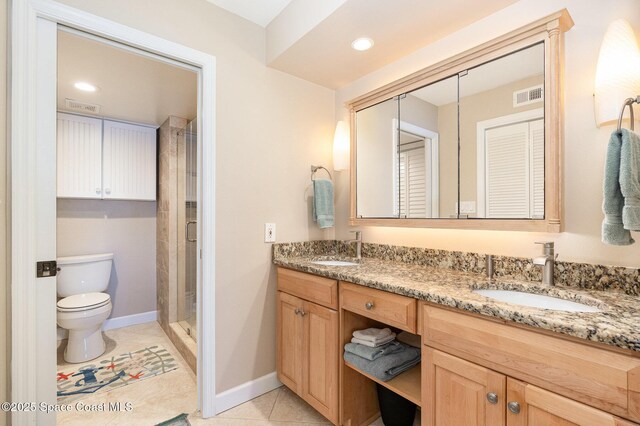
157 116 196 372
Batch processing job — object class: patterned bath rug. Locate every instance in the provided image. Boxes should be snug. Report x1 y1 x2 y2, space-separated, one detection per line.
156 413 190 426
57 345 179 403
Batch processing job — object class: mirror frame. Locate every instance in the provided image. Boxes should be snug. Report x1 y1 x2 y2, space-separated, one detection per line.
348 10 574 232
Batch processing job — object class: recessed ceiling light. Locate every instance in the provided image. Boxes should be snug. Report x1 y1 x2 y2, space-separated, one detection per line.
351 37 374 51
74 82 98 92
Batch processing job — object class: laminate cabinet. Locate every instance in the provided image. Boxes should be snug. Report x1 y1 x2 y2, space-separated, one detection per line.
276 268 339 424
56 113 157 201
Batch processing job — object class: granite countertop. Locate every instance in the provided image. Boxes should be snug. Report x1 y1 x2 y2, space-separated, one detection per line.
273 255 640 353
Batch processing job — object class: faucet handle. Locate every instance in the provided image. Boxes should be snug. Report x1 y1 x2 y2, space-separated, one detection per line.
349 230 361 239
534 241 554 248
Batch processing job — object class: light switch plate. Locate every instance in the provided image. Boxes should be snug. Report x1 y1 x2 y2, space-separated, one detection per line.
264 223 276 243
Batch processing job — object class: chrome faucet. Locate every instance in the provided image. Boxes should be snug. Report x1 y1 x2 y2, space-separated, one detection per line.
533 242 556 286
346 231 362 260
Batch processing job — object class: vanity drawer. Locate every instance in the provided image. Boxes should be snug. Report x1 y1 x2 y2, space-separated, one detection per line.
277 267 338 310
422 304 640 422
340 282 417 333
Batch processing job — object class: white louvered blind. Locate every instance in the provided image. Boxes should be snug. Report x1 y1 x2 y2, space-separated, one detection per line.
103 120 157 201
530 119 544 219
56 113 103 198
399 145 427 218
485 122 530 218
484 119 544 218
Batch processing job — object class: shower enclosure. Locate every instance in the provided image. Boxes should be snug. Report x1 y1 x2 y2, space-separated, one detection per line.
177 118 198 340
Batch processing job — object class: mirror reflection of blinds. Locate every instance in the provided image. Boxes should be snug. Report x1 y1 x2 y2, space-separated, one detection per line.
484 118 543 218
399 143 427 218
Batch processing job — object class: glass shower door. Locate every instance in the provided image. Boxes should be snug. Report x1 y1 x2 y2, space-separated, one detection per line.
178 118 198 340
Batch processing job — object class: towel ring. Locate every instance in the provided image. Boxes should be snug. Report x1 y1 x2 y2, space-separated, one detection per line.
617 96 639 133
311 165 332 182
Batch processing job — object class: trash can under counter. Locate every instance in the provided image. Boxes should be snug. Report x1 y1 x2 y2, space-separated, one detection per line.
376 383 417 426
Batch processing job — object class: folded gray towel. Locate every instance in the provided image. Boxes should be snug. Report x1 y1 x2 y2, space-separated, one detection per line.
344 341 405 361
620 129 640 231
603 130 634 245
312 179 334 229
353 327 393 342
351 334 396 348
343 342 421 382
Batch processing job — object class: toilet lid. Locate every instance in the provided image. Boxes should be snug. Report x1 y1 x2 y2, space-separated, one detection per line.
57 292 111 311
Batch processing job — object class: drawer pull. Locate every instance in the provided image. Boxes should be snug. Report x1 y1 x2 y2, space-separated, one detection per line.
365 301 374 310
294 308 301 316
486 392 498 404
299 310 306 316
507 401 521 414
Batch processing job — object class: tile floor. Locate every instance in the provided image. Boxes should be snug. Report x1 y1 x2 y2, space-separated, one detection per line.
58 321 392 426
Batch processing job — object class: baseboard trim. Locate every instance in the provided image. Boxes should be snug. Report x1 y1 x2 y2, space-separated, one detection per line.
215 372 282 415
103 310 158 331
57 310 158 340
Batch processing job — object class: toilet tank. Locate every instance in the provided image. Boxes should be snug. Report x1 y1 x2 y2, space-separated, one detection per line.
56 253 114 297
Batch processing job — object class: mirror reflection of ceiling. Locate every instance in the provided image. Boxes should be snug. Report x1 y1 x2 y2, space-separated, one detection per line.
57 30 197 126
410 43 544 106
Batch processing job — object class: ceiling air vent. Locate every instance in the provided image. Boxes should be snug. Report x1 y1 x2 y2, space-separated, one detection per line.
513 85 543 107
64 98 101 114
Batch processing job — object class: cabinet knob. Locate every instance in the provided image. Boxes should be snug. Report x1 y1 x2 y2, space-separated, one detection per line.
95 188 101 194
486 392 498 404
104 188 111 195
294 308 300 315
507 401 521 414
299 310 306 316
365 302 374 310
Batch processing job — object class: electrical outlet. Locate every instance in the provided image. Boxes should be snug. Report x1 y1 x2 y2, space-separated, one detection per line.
264 223 276 243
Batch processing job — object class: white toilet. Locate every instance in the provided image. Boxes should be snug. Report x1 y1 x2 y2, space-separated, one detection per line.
57 253 114 363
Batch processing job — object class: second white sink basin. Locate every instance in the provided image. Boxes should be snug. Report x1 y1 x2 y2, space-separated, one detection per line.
473 289 601 312
311 260 359 266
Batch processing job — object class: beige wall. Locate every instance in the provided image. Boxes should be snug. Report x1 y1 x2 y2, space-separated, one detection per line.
1 0 7 422
54 0 336 394
57 200 158 318
336 0 640 267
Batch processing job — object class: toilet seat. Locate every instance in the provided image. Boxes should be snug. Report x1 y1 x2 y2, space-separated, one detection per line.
57 292 111 312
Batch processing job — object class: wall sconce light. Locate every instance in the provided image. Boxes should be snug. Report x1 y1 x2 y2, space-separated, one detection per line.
333 120 350 171
594 19 640 127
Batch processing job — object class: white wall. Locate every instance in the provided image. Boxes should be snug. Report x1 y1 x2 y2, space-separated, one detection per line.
335 0 640 267
54 0 336 394
57 200 158 318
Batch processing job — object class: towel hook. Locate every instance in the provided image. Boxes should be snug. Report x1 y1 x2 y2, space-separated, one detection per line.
617 96 639 133
311 165 332 182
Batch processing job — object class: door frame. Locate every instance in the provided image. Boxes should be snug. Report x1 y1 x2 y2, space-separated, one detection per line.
10 0 217 423
391 119 440 217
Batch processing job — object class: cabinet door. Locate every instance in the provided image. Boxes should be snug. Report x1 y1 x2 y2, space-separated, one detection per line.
424 347 506 426
56 113 103 198
303 301 339 424
277 291 304 394
506 378 637 426
103 120 157 200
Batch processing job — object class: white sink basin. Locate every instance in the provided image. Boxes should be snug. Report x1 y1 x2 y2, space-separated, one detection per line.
311 260 359 267
473 289 600 312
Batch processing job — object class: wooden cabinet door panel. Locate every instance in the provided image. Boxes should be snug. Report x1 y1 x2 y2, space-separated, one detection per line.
507 378 637 426
424 347 506 426
277 291 304 394
303 301 339 424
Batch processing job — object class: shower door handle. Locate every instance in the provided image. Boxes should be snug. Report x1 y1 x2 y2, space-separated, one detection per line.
185 220 197 242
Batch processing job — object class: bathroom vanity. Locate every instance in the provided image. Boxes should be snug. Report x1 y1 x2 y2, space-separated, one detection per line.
274 244 640 426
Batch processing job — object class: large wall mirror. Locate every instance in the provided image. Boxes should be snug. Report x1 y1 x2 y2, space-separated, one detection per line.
350 10 573 232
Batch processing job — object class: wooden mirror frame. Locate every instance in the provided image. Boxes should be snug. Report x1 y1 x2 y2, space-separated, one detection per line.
348 10 574 232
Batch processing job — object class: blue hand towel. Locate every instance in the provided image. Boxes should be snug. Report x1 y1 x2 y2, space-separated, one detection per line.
343 342 421 382
313 179 334 229
620 129 640 231
602 130 634 245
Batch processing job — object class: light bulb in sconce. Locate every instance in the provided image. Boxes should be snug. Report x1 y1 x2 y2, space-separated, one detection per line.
333 121 350 171
594 19 640 127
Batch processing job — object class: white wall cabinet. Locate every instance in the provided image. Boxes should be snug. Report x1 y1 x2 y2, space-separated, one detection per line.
57 113 157 201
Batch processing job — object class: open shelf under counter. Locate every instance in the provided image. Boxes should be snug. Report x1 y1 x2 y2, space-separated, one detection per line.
344 360 421 406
